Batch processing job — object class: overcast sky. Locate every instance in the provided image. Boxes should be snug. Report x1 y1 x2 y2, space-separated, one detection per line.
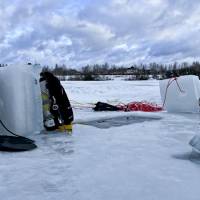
0 0 200 67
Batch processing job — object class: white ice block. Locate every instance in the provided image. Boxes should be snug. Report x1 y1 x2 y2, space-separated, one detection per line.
159 75 200 113
189 135 200 153
0 64 43 136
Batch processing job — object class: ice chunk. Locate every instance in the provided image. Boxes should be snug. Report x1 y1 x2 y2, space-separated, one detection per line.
189 135 200 153
159 75 200 113
0 64 43 136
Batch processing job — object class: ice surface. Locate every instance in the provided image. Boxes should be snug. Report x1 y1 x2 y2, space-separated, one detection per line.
0 79 200 200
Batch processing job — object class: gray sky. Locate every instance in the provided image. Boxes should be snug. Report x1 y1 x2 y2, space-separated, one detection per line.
0 0 200 67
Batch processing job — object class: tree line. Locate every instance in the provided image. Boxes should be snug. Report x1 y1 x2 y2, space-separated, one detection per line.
1 61 200 80
42 61 200 80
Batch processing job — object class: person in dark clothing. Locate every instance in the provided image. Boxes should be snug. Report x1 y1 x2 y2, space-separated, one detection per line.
40 71 73 132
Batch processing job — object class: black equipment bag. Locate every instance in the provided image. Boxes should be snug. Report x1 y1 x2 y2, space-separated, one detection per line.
0 136 37 152
93 102 120 111
0 119 37 152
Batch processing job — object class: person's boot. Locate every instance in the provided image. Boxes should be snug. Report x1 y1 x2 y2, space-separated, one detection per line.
58 123 73 134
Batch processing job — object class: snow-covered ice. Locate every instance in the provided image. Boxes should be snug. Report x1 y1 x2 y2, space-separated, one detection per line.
1 80 200 200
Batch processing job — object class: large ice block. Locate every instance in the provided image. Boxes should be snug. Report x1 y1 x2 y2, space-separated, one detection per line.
0 64 43 135
159 75 200 113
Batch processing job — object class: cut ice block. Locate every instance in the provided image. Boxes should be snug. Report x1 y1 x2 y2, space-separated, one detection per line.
0 64 43 136
159 75 200 113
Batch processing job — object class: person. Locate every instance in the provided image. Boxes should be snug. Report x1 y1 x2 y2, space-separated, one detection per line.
40 71 73 132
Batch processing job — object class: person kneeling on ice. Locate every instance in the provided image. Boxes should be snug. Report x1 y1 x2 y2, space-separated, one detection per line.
40 71 73 132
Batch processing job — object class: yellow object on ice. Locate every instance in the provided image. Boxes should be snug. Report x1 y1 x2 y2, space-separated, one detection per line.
58 123 73 133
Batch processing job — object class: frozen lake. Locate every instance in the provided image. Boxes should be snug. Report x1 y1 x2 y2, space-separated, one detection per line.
0 80 200 200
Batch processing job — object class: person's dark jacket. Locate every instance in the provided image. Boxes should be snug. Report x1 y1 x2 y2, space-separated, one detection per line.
40 72 73 125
